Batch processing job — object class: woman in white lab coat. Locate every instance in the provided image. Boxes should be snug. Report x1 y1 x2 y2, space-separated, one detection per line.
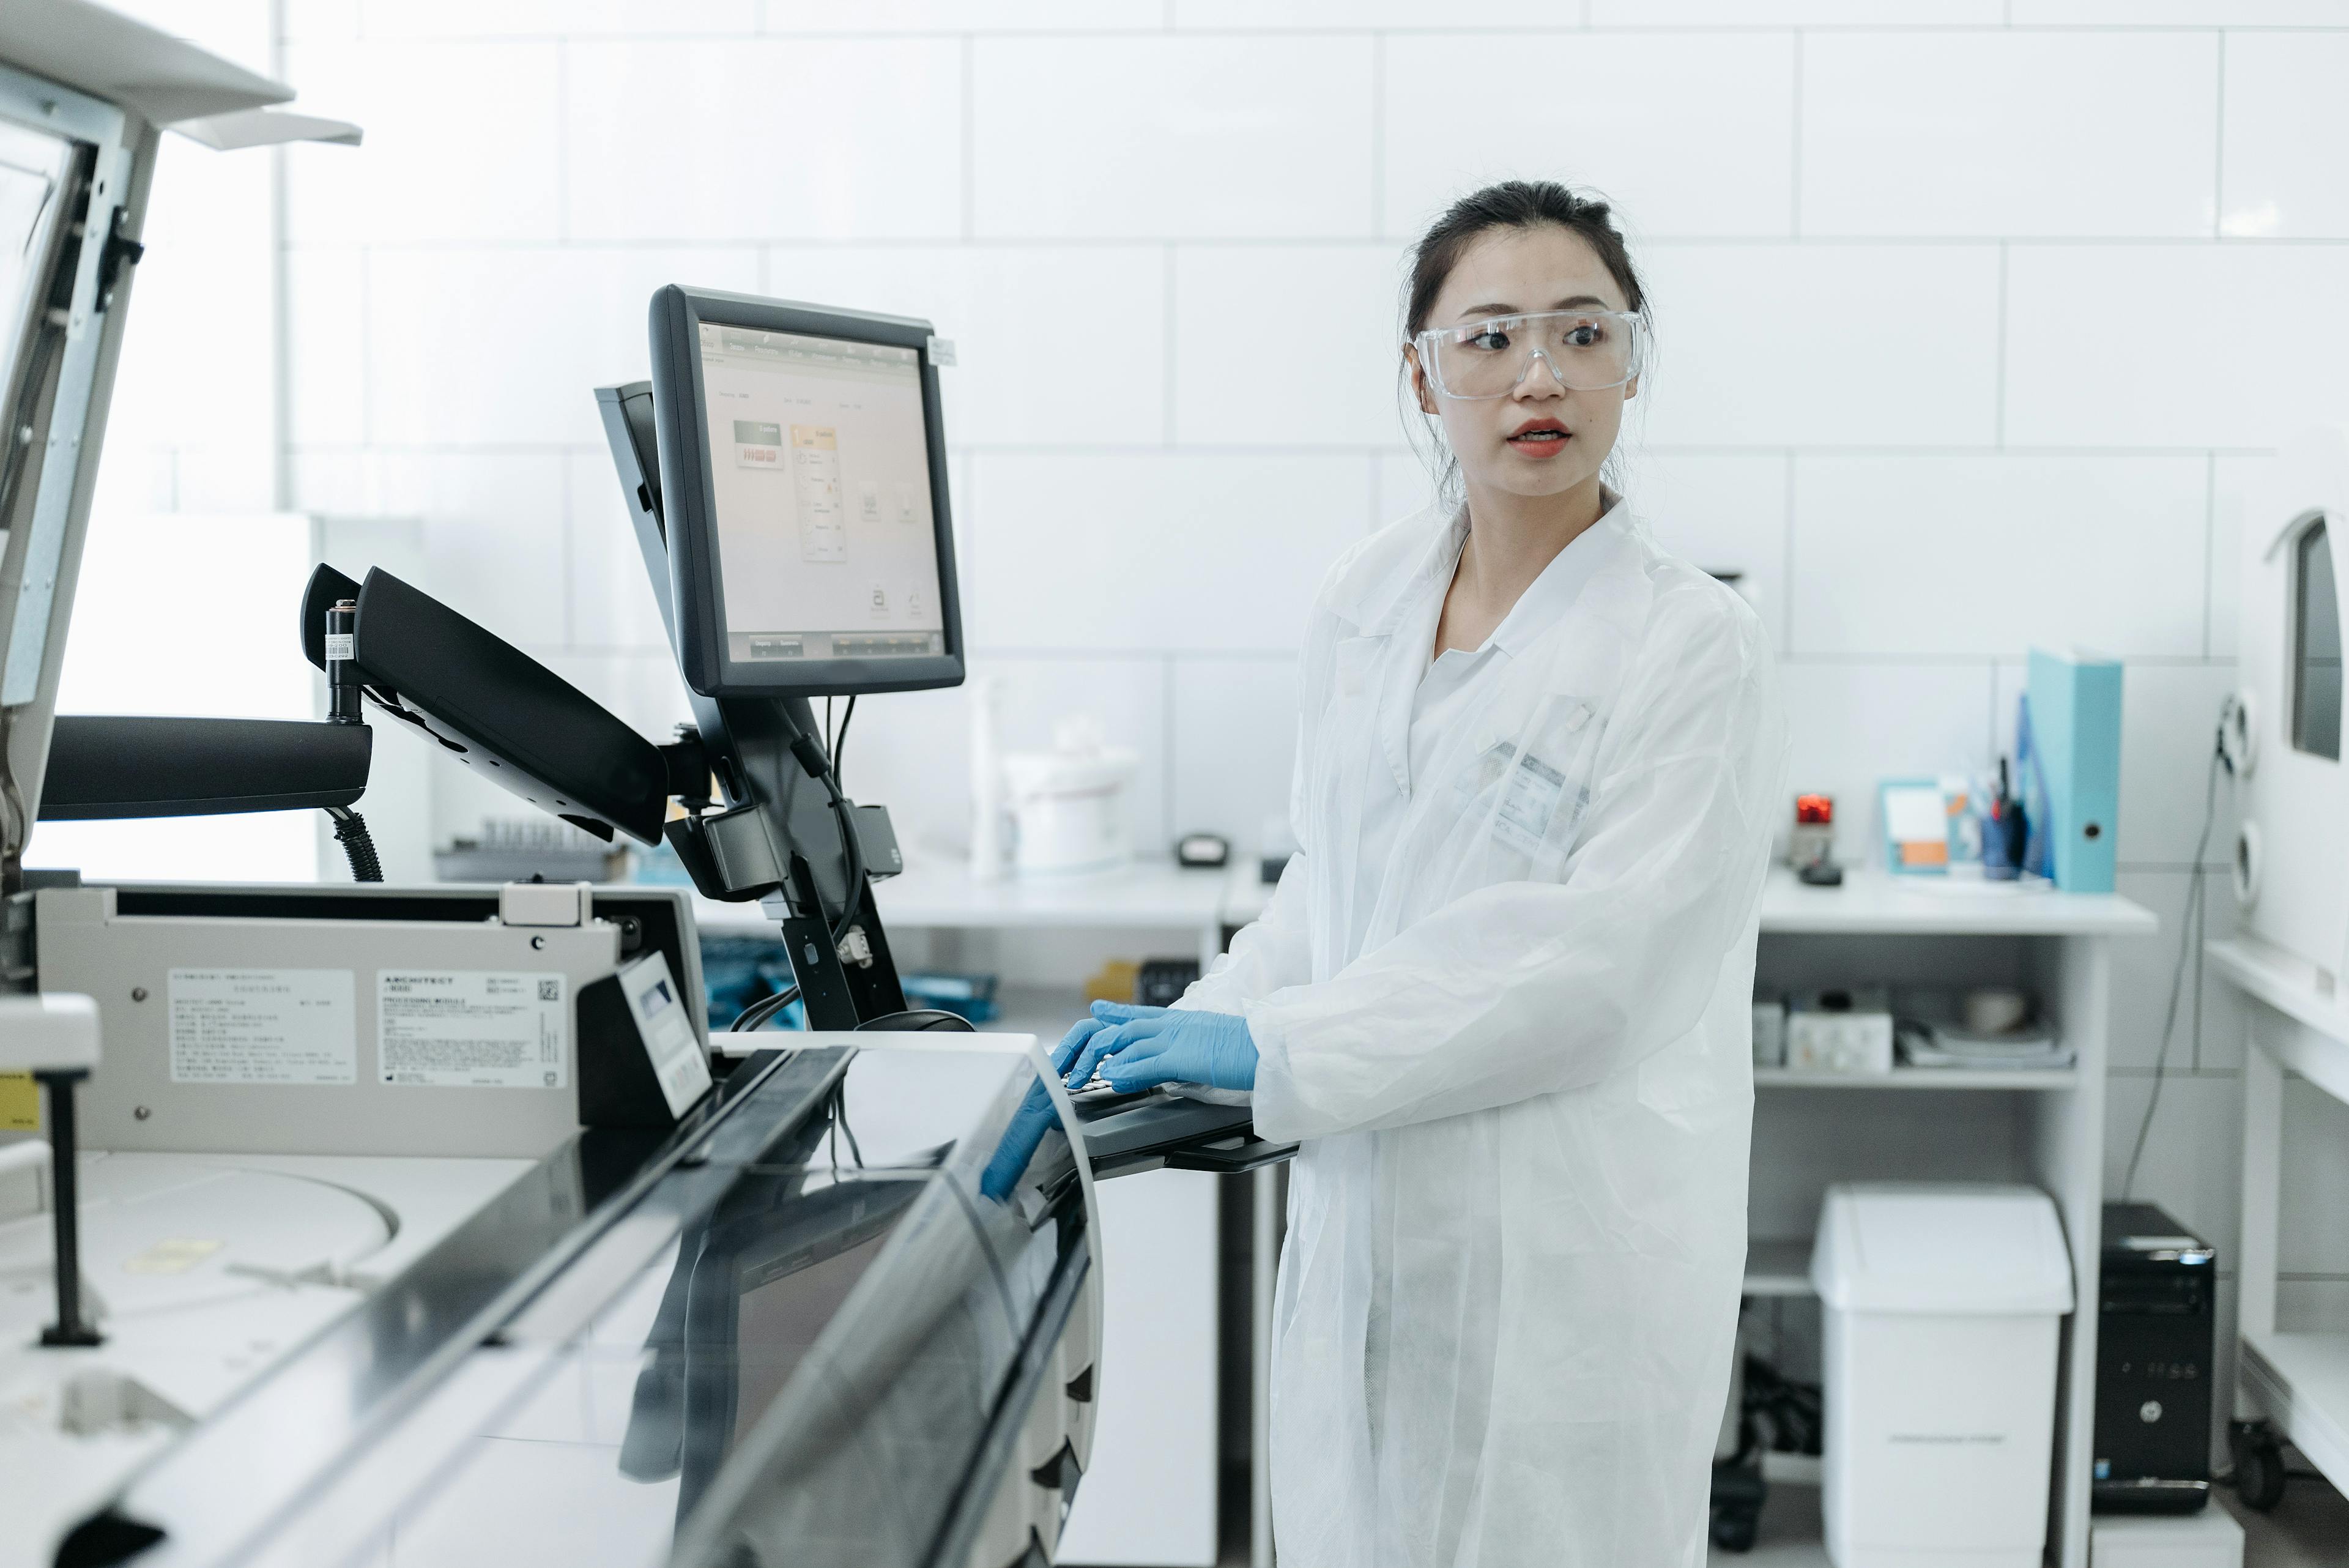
1058 180 1789 1567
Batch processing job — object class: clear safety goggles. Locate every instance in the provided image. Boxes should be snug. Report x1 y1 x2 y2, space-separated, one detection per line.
1413 309 1648 401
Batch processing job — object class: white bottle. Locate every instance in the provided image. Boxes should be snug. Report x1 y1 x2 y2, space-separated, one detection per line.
969 675 1007 883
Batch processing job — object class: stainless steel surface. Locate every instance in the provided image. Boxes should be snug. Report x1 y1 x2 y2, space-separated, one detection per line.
75 1036 1105 1568
37 885 623 1158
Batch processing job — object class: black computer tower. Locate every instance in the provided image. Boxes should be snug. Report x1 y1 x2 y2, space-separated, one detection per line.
2093 1203 2217 1513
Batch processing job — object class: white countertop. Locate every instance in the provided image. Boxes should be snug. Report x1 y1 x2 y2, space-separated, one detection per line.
686 860 2157 940
1756 866 2157 937
691 856 1239 936
2206 935 2349 1105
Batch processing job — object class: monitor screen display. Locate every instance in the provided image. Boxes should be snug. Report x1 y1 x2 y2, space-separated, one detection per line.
696 322 946 670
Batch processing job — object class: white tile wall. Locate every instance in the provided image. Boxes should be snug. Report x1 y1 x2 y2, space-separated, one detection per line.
2220 32 2349 239
1800 32 2219 237
963 452 1367 653
1792 455 2207 659
1620 451 1792 648
770 1 1160 29
759 245 1168 447
1636 244 2003 447
364 247 761 447
281 41 565 243
1777 661 1997 861
1170 655 1301 845
236 4 2349 1362
971 36 1376 239
1382 32 1797 241
1171 245 1408 447
2003 245 2349 448
1594 1 2002 20
563 40 964 242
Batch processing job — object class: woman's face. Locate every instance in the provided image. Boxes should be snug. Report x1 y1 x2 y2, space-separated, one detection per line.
1408 225 1638 506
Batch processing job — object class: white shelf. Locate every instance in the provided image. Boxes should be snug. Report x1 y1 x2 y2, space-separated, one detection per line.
690 857 1233 937
686 860 2158 942
1743 1239 1813 1298
1758 866 2157 937
2207 937 2349 1107
2240 1328 2349 1490
1754 1066 2078 1090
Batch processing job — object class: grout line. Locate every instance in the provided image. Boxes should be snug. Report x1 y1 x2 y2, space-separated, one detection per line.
1162 656 1178 843
1788 31 1802 239
2212 31 2227 238
1369 34 1386 238
1163 245 1178 447
960 35 977 241
560 455 575 647
358 248 373 448
1781 452 1796 654
1994 242 2008 449
2203 451 2217 656
280 234 2349 252
554 42 569 245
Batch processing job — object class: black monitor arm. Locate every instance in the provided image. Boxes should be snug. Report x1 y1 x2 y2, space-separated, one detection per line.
298 563 908 1027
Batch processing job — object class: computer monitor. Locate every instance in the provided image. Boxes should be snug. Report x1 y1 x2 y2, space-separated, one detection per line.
648 286 965 698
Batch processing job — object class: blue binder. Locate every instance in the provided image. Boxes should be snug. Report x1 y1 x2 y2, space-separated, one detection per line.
2026 648 2123 894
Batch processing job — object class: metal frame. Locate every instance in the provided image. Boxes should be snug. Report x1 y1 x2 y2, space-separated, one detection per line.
0 56 143 893
647 284 968 700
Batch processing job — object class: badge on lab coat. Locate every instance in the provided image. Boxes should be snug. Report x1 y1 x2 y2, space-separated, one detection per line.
1465 700 1596 857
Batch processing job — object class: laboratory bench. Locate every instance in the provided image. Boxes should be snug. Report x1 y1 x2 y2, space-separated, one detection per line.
2206 934 2349 1507
1742 866 2154 1568
687 863 2156 1568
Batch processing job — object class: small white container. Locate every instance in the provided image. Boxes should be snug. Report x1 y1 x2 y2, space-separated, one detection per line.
1787 987 1893 1073
1811 1183 2076 1568
2089 1509 2243 1568
1751 995 1787 1068
1002 720 1139 877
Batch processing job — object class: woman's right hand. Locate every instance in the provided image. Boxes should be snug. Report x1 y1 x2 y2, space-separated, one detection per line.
1053 1002 1169 1085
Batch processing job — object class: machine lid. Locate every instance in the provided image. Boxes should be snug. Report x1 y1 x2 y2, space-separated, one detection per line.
0 0 291 125
1809 1181 2076 1316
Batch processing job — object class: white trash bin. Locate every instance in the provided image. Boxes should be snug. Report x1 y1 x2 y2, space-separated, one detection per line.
1811 1183 2077 1568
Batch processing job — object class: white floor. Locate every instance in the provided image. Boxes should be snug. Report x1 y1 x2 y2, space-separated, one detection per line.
1700 1475 2349 1568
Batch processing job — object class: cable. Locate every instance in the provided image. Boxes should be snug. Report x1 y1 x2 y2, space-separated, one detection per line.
832 696 856 792
827 1081 865 1168
2121 730 2227 1200
324 806 383 882
853 1009 975 1033
729 984 803 1033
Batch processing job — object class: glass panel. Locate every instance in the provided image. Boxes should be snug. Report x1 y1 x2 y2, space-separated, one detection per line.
306 1042 1087 1568
0 117 73 523
2294 516 2342 760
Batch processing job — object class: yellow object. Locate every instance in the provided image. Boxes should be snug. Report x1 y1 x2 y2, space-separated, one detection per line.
0 1073 37 1132
1082 960 1140 1008
123 1238 224 1276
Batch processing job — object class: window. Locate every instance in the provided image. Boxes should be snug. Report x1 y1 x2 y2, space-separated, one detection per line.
2293 515 2342 760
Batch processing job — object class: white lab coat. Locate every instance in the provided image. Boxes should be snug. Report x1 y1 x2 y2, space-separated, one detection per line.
1179 500 1787 1567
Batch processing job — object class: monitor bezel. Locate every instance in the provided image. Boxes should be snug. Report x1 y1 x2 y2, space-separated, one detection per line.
649 284 967 699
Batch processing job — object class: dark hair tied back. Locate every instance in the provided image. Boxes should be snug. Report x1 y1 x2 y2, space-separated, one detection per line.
1404 180 1647 341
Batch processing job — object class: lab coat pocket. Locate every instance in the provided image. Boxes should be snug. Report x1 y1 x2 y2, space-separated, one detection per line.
1496 694 1605 879
1442 694 1603 888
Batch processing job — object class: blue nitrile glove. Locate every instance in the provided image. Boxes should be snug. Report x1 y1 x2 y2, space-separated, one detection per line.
1061 1000 1257 1094
979 1079 1059 1203
979 1007 1141 1202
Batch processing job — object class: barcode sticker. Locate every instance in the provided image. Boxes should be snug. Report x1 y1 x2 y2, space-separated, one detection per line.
379 971 566 1089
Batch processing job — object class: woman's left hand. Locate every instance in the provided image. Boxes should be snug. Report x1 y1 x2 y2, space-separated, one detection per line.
1061 1000 1258 1093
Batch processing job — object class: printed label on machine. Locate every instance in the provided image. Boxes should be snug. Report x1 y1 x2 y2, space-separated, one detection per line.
169 968 358 1085
377 971 568 1089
